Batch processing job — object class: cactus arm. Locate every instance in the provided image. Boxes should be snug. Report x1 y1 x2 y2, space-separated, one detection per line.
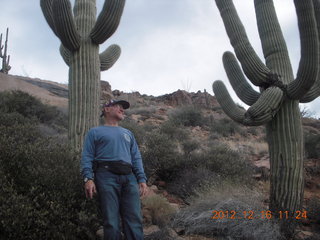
5 55 11 72
59 44 71 66
287 0 319 99
213 81 283 126
215 0 270 87
212 80 246 124
299 0 320 103
244 87 283 124
40 0 58 36
223 51 260 106
90 0 126 44
254 0 291 72
300 84 320 103
51 0 81 51
0 33 3 57
100 44 121 71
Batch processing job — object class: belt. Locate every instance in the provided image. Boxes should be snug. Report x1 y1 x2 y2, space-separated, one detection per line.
94 160 132 175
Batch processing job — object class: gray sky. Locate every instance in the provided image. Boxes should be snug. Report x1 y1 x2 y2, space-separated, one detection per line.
1 0 319 117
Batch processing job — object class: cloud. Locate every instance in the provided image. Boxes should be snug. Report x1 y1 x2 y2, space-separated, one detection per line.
0 0 318 117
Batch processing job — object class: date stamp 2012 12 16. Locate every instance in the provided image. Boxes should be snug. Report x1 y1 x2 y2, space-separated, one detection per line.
211 210 308 220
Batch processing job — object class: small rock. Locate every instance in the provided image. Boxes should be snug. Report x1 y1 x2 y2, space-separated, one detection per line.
143 225 160 236
295 230 314 240
169 203 180 211
155 180 166 188
96 226 104 240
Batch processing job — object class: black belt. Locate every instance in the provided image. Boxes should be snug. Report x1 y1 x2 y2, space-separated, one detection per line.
94 160 132 175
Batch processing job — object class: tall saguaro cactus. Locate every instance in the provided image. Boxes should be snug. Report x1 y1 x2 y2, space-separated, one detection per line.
40 0 125 150
0 27 11 74
213 0 319 236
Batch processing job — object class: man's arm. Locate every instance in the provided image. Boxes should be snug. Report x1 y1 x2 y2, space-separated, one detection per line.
81 129 97 199
130 133 147 184
81 130 95 180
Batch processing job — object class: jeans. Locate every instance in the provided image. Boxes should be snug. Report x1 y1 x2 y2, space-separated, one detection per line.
95 168 143 240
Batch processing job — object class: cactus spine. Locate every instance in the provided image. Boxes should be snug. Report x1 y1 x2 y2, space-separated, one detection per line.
213 0 319 237
0 28 11 74
40 0 124 150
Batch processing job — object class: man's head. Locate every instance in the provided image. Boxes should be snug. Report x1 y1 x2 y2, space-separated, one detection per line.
100 100 130 121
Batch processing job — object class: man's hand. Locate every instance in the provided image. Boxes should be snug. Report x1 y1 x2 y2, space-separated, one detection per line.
84 180 97 199
139 182 148 197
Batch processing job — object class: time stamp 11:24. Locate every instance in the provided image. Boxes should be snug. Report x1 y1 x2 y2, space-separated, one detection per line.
211 210 308 220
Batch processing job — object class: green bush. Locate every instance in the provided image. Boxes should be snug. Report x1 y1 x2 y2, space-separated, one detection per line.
0 90 67 130
167 167 220 201
167 143 253 201
210 118 243 137
0 125 99 239
168 105 205 127
142 131 182 182
194 143 253 183
304 132 320 159
0 112 35 126
159 120 189 142
126 106 157 118
307 197 320 223
119 118 150 146
181 139 200 156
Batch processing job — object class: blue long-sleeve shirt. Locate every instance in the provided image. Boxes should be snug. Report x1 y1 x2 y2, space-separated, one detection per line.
81 126 147 183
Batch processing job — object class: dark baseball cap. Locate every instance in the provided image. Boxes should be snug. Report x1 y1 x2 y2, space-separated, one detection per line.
100 99 130 117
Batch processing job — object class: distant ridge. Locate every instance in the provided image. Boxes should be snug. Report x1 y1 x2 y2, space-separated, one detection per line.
0 73 68 111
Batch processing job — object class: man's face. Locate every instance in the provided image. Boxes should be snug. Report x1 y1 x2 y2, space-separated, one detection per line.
105 104 125 121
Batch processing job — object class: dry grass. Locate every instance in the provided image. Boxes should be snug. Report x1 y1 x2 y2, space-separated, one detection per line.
224 139 268 156
173 184 283 240
142 195 177 227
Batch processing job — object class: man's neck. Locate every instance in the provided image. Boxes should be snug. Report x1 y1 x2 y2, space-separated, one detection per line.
104 118 119 127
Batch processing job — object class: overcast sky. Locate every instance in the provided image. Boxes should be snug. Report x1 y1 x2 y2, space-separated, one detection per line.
1 0 319 117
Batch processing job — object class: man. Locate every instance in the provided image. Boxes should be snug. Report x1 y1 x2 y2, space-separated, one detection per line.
81 99 148 240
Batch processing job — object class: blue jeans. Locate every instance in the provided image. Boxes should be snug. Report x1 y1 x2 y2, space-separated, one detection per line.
95 168 143 240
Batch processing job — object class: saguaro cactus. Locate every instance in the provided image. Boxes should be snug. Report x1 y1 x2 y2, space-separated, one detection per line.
213 0 319 236
40 0 125 150
0 27 11 74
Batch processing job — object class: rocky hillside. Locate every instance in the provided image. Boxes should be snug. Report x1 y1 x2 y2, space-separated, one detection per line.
1 73 320 239
1 72 319 169
0 73 68 111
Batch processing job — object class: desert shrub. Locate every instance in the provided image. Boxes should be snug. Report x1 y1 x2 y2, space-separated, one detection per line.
304 132 320 159
159 120 189 141
0 111 35 126
307 197 320 223
126 106 157 117
167 142 253 201
142 131 182 182
167 167 220 201
194 143 253 183
181 138 200 156
142 195 176 227
0 121 99 239
210 118 243 137
119 118 149 145
168 105 205 127
144 227 176 240
172 186 282 240
246 126 259 136
0 90 67 130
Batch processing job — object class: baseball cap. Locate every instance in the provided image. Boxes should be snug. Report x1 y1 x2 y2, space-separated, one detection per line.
100 99 130 117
